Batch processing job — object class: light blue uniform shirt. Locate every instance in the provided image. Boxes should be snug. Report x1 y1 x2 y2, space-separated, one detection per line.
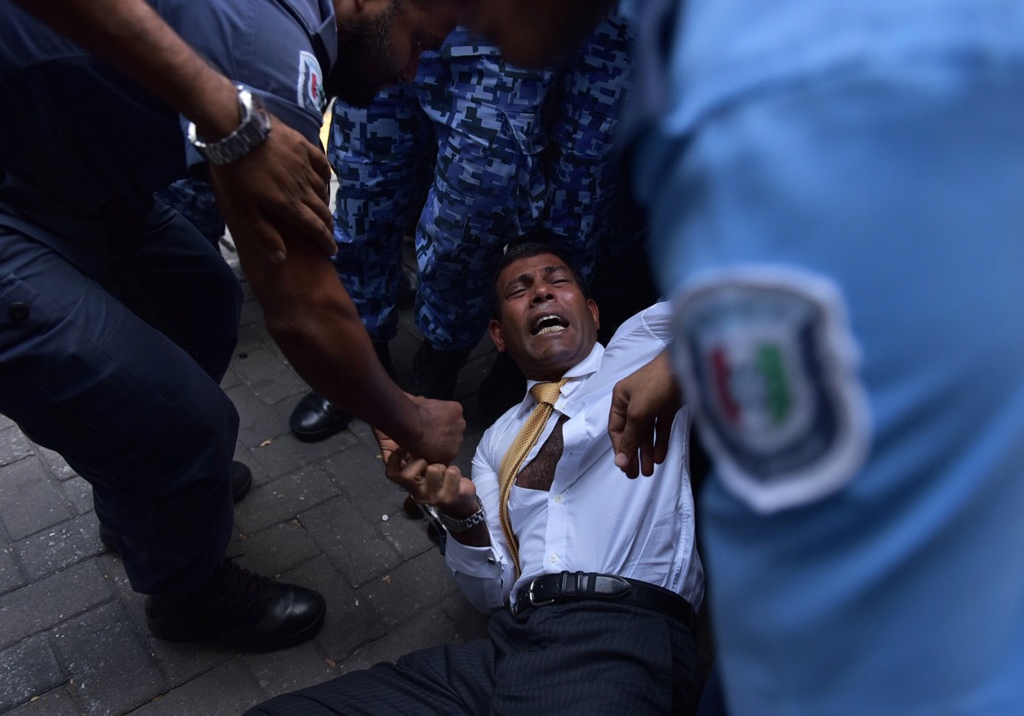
630 1 1024 713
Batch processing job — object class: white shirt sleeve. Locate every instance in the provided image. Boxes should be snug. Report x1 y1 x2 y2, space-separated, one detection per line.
443 424 518 613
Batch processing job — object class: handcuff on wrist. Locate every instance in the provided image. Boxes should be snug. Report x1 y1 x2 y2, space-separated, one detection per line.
187 85 272 165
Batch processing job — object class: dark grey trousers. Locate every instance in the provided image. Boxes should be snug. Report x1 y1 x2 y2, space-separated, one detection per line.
245 600 700 716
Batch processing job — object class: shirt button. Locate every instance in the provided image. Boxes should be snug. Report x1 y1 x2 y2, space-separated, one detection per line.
549 554 559 563
7 302 29 323
553 494 563 504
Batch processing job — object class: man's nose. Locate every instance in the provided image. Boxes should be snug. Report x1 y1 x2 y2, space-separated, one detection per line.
530 283 555 303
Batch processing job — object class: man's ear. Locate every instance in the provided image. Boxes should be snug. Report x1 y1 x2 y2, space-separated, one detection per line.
588 299 600 332
488 319 506 353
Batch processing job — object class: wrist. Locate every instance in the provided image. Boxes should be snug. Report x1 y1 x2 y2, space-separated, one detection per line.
185 75 241 141
439 496 486 534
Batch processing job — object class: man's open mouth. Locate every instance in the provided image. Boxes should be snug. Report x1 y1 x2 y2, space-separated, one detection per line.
532 314 568 335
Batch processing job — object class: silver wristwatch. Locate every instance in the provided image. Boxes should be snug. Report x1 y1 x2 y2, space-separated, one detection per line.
438 497 487 534
187 86 272 165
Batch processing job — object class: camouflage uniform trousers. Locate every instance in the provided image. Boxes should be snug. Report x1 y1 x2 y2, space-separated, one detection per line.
328 28 553 352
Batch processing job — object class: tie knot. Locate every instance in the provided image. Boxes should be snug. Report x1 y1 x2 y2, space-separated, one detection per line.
530 378 568 407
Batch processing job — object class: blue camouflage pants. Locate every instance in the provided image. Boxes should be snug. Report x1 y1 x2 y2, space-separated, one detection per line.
328 29 552 351
330 21 640 351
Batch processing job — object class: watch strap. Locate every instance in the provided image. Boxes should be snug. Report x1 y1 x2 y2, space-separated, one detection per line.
438 497 487 534
187 86 272 165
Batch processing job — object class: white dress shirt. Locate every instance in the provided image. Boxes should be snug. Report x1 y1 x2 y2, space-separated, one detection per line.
445 302 704 613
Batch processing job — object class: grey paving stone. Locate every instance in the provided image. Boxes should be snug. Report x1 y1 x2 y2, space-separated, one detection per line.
0 547 25 596
124 659 261 716
300 498 402 589
0 457 73 540
0 429 33 469
15 513 105 580
358 550 461 627
321 444 408 524
3 686 80 716
233 465 341 534
0 414 13 432
219 366 243 392
0 560 112 648
60 477 96 516
233 324 270 358
337 606 459 673
378 509 439 562
238 297 265 328
243 640 336 700
231 346 288 389
52 601 165 715
244 437 306 481
0 634 64 712
225 385 289 450
281 556 386 664
34 446 76 482
229 521 320 579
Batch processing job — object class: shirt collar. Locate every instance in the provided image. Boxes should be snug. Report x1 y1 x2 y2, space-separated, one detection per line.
517 343 605 414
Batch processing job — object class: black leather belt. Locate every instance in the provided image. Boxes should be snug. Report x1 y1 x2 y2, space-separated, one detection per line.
511 571 695 629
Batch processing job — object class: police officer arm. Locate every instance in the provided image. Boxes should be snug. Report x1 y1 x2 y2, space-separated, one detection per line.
9 0 335 265
234 226 465 465
608 349 682 478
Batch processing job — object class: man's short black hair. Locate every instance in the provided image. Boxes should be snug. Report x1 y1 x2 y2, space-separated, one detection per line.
489 240 591 319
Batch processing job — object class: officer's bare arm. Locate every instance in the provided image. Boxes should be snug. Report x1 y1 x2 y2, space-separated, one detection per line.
232 220 466 466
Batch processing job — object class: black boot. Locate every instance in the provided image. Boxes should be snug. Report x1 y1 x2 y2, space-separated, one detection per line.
288 342 394 442
411 341 470 400
99 461 253 552
145 559 325 651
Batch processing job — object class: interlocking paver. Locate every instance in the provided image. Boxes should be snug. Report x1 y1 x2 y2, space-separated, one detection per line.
0 429 32 469
0 548 25 596
4 686 80 716
52 602 166 715
230 521 321 578
358 550 462 627
126 660 261 716
0 560 111 648
14 512 104 581
0 457 72 541
300 498 403 589
0 634 63 712
233 465 341 534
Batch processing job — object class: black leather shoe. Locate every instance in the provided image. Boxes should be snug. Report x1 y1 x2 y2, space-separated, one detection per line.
100 461 253 552
288 390 352 443
145 559 326 651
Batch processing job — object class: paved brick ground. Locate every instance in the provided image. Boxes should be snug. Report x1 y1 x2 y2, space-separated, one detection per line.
0 252 498 716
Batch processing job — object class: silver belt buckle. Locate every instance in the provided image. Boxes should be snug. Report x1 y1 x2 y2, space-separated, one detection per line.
528 577 556 608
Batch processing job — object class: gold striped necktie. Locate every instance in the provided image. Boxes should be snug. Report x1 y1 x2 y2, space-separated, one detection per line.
498 377 570 577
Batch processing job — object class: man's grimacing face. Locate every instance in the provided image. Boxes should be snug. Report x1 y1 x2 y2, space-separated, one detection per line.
329 0 458 107
489 253 600 382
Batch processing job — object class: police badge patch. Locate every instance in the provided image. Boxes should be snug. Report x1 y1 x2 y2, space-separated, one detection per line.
297 51 326 114
671 266 870 513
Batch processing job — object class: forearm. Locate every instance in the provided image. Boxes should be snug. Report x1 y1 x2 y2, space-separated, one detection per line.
12 0 239 139
240 238 424 446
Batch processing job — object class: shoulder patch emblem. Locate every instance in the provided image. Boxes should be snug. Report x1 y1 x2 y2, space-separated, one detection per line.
297 51 326 114
671 266 870 513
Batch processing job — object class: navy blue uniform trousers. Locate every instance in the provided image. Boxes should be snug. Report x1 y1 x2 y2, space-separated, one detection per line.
245 601 700 715
0 198 241 595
